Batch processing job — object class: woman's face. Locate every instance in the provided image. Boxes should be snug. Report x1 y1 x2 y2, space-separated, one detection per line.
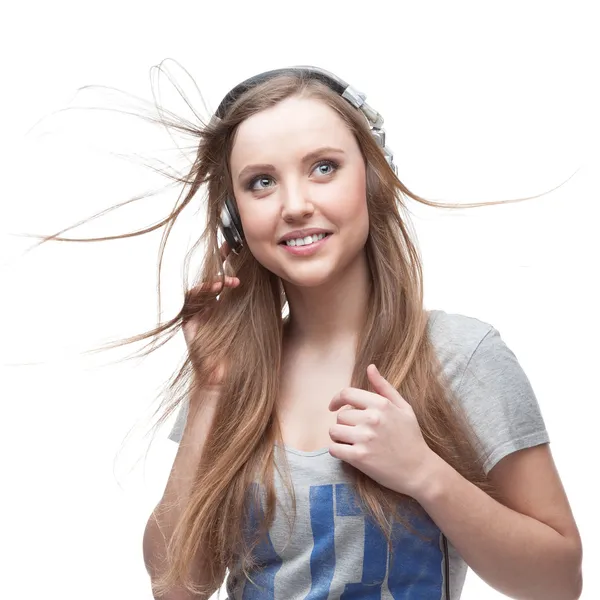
229 95 369 288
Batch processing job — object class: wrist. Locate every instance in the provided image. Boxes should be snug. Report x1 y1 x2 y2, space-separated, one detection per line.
409 451 449 503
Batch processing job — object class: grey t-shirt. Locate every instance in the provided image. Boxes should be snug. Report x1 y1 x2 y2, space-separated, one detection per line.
168 310 550 599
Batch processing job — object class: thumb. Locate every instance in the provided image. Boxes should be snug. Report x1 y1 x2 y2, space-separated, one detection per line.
367 364 403 406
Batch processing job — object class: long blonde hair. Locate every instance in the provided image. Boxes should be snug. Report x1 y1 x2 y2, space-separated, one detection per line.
28 67 570 599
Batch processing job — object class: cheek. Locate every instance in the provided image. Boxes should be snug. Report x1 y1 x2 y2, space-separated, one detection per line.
335 178 369 238
237 200 274 242
237 206 280 264
352 203 370 249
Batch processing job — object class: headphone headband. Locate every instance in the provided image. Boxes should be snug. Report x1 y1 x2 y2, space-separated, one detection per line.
216 67 346 117
214 66 393 165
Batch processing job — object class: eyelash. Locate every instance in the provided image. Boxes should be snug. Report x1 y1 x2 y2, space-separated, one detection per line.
246 159 339 192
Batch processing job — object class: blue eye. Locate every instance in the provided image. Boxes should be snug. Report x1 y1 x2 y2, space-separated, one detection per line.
246 160 338 192
248 176 274 191
314 160 338 176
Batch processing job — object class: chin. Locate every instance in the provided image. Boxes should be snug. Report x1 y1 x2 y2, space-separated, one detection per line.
278 259 345 289
281 273 333 288
251 256 328 288
252 242 362 288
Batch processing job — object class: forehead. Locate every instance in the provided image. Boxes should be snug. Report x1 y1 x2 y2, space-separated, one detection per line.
230 96 355 168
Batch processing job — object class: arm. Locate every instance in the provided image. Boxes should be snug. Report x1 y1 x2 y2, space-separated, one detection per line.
411 444 583 600
143 378 220 599
146 263 237 598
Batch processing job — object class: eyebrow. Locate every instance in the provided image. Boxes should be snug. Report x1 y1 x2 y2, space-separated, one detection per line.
237 146 346 182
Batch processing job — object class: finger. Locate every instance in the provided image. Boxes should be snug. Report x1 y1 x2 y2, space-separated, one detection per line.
367 364 405 407
336 407 370 426
328 441 356 464
219 240 231 260
329 423 359 445
209 276 240 292
196 276 240 294
329 388 383 412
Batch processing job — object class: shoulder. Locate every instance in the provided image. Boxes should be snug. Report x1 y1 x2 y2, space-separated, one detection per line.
426 310 550 475
426 309 496 385
427 309 494 349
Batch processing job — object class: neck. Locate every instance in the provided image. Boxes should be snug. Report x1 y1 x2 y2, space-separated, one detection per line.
282 250 372 349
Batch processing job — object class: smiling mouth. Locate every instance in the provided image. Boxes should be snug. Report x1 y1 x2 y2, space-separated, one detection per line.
279 232 332 247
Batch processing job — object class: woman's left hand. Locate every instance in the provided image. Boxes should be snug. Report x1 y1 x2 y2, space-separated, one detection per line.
328 364 438 498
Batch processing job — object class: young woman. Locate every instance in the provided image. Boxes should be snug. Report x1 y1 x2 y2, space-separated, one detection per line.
133 67 583 599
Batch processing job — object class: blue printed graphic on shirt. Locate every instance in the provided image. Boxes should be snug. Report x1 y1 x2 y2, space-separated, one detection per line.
242 482 444 599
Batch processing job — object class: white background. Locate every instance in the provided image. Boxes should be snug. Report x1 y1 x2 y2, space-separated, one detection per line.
1 1 598 598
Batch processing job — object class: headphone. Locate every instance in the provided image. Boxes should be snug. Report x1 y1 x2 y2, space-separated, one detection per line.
213 67 451 598
213 66 397 255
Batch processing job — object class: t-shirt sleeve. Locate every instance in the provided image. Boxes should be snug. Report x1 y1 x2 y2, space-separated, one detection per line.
456 326 551 475
167 397 189 444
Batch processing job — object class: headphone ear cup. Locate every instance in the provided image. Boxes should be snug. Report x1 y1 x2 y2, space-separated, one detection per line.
370 129 397 175
220 197 245 253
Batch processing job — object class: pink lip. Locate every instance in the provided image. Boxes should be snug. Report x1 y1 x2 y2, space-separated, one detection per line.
280 233 331 256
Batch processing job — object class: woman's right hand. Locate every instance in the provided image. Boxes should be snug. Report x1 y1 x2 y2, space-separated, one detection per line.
182 241 240 387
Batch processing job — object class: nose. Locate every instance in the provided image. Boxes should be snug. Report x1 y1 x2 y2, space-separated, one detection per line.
280 179 314 222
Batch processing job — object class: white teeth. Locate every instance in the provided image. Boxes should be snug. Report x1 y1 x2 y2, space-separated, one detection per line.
285 233 327 247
